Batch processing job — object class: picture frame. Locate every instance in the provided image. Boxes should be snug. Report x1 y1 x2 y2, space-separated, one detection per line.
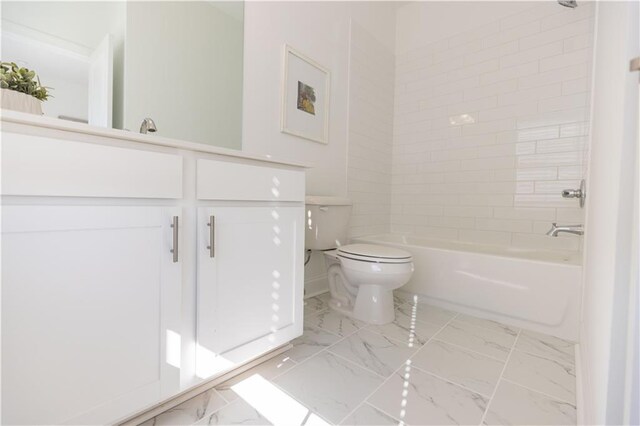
281 44 331 144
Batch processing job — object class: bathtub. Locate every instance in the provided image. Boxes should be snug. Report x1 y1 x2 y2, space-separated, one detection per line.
352 234 582 341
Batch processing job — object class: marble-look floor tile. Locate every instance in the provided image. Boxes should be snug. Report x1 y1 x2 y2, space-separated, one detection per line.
516 330 575 365
455 313 519 337
411 340 504 396
140 389 227 426
483 380 576 425
340 403 400 425
305 295 330 316
317 292 332 303
328 329 418 377
285 324 342 363
396 302 457 326
274 351 384 424
368 366 488 425
195 399 271 425
366 308 442 347
393 291 416 307
305 309 366 337
435 320 516 361
151 309 578 426
216 354 296 403
503 350 576 404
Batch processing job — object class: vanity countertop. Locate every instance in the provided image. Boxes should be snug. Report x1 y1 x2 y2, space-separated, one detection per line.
1 109 308 169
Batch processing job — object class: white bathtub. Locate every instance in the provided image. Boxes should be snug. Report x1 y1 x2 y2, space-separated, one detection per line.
352 234 582 341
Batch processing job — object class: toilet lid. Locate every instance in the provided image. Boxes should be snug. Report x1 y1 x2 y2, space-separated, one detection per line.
337 244 412 263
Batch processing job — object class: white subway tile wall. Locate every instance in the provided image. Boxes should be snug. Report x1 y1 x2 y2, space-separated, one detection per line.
391 2 594 252
347 22 395 237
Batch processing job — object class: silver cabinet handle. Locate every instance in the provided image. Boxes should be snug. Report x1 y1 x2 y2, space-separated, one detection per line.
170 216 179 263
207 215 215 258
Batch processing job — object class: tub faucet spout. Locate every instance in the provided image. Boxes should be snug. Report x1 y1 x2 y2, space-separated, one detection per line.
546 223 584 237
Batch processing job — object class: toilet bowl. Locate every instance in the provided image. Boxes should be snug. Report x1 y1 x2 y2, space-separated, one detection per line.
324 244 414 325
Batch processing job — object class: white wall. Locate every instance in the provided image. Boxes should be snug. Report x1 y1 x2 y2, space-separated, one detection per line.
391 1 595 252
242 1 397 197
347 22 395 238
124 2 243 149
240 2 397 295
580 1 639 423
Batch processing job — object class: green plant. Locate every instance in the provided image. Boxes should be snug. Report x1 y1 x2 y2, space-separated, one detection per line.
0 62 51 101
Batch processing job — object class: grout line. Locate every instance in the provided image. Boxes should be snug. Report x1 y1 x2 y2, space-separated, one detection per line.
356 311 461 426
412 306 460 349
304 319 343 338
364 401 404 423
401 311 507 400
328 326 403 346
407 363 493 399
361 319 434 349
217 353 299 390
479 328 522 425
500 377 577 407
213 352 336 425
324 347 389 380
510 346 576 366
300 301 575 425
268 378 335 425
335 299 447 425
212 387 233 406
453 315 521 336
429 337 511 363
334 356 407 425
277 320 369 380
153 388 232 425
267 346 380 425
304 306 330 319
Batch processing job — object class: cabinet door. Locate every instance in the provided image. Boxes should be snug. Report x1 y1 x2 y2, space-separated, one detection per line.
1 205 182 425
196 206 304 378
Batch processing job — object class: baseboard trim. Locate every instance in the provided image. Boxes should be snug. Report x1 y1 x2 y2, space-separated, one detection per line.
305 274 328 298
575 343 585 425
118 343 292 426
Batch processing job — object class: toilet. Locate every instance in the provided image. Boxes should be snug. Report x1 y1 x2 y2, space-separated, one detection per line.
305 196 414 325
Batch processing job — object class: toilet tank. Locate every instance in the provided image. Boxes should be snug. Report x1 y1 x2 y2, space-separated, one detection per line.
305 196 352 250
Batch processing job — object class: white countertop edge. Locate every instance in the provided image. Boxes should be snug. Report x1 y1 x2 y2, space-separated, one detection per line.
0 109 309 169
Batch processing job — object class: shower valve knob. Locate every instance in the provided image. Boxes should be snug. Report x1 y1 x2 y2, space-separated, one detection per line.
562 189 582 198
561 179 586 208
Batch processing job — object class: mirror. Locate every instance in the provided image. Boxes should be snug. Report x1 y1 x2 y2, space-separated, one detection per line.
1 1 244 150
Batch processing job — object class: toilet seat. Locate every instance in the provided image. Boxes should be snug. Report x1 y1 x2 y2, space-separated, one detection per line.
323 243 414 325
337 244 412 264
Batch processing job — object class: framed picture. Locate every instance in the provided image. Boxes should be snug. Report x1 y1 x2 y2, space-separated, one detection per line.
281 45 330 144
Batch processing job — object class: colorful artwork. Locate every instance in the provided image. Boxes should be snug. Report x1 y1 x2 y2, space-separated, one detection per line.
297 81 316 115
282 45 330 144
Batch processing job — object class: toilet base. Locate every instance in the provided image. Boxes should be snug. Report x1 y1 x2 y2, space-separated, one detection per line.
328 285 395 325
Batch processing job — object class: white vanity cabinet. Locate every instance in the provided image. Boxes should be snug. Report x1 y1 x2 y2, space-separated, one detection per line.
195 158 305 375
196 206 303 376
0 113 306 425
2 205 183 425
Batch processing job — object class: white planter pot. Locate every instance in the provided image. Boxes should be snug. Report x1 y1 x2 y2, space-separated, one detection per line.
0 89 43 115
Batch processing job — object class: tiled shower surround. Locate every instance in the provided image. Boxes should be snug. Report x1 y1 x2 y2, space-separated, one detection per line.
346 2 595 253
347 22 395 238
390 2 594 252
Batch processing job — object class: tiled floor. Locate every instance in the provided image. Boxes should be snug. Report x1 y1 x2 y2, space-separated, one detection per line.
141 292 577 425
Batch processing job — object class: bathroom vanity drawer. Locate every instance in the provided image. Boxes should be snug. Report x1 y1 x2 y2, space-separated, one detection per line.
1 133 183 199
196 159 305 201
